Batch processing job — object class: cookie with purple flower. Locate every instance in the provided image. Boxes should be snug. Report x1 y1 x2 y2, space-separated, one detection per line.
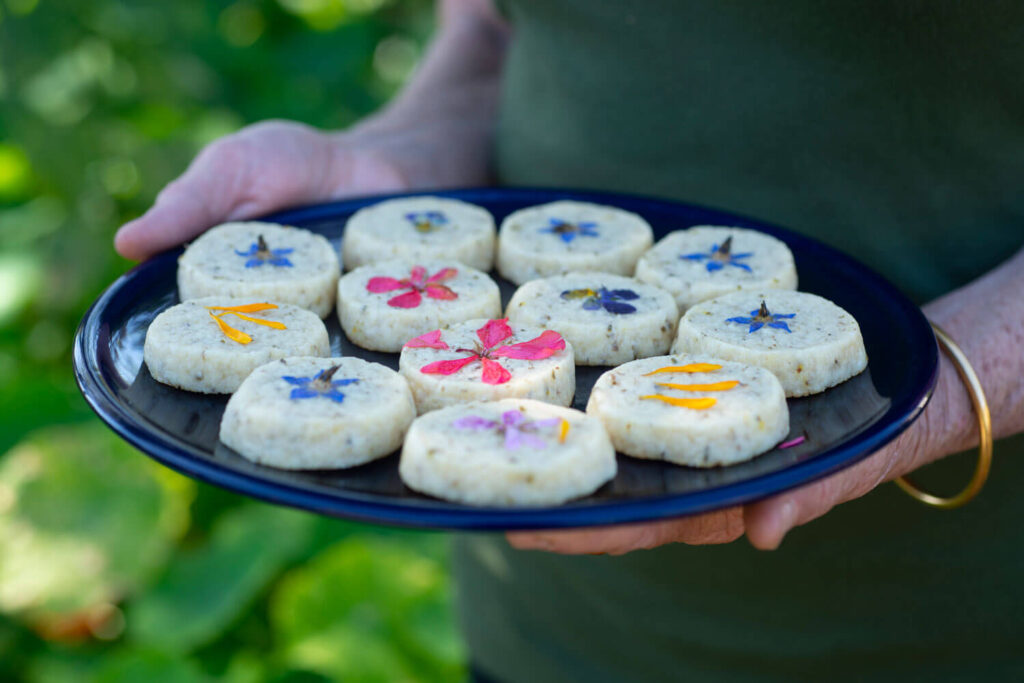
220 356 416 470
342 196 496 272
506 272 679 365
496 201 654 285
673 290 868 397
399 399 616 506
178 222 340 318
635 226 797 313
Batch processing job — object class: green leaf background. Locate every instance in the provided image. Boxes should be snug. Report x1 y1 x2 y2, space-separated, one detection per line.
0 1 467 680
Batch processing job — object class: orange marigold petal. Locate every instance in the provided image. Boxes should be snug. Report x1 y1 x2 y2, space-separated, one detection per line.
558 419 570 443
220 311 288 329
655 380 739 392
205 303 279 313
209 311 251 344
639 395 717 410
643 363 723 376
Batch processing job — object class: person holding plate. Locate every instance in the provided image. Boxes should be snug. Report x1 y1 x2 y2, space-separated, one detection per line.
115 1 1024 680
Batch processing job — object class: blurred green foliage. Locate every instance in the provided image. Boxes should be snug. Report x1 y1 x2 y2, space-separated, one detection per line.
0 1 467 680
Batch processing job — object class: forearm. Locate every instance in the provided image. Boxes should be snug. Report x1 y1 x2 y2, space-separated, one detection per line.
345 0 509 186
916 246 1024 463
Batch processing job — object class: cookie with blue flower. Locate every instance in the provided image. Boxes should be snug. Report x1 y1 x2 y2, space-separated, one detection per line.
496 201 654 285
506 272 679 365
673 290 868 397
178 222 340 318
220 356 416 469
635 226 797 313
341 196 496 272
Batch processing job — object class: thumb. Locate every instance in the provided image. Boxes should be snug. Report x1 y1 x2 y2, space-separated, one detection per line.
114 139 252 260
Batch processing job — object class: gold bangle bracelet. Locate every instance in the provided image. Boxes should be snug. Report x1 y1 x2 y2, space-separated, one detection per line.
894 323 992 509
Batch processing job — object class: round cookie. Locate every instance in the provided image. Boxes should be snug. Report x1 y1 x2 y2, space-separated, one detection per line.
220 356 416 470
341 196 496 271
587 355 789 467
496 200 654 285
400 399 616 506
634 226 797 312
672 290 868 397
337 259 502 353
143 298 330 394
506 272 679 365
178 222 340 318
398 318 575 414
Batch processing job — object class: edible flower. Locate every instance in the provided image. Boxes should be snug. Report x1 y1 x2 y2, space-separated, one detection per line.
560 286 639 314
235 235 294 268
726 300 795 333
281 365 359 402
640 363 739 411
408 319 566 385
404 210 449 233
205 303 286 345
541 217 599 243
366 266 458 309
681 236 752 272
453 410 567 450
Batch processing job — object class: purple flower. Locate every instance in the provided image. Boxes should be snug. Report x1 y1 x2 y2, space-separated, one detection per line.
681 235 752 273
561 286 639 314
404 210 449 233
282 365 359 402
235 234 294 268
726 300 795 333
541 218 599 243
453 410 564 450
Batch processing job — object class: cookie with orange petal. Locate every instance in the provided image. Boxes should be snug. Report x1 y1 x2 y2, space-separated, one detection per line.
586 355 788 467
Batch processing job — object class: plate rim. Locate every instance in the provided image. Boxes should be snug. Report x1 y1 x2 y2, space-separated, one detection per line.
73 186 938 530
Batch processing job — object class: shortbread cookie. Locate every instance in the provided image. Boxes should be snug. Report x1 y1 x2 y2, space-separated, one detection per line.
337 259 502 353
400 399 616 506
506 272 679 365
398 318 575 413
496 200 654 285
143 298 330 394
635 226 797 312
672 291 868 397
178 222 340 318
342 196 496 271
587 355 789 467
220 356 415 470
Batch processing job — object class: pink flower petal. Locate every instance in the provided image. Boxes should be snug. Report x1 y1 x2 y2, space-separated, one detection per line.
388 290 422 308
778 435 806 449
421 355 478 376
409 265 427 287
480 358 512 385
491 330 566 360
427 267 458 283
404 329 449 350
477 319 514 349
366 276 405 293
424 284 458 301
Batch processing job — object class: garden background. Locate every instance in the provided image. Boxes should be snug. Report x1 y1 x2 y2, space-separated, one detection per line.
0 1 468 680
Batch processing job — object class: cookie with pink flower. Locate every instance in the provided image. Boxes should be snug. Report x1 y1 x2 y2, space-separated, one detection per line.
336 259 501 352
398 318 576 414
399 398 615 506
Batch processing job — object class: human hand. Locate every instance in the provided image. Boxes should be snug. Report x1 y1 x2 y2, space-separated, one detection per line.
508 358 961 554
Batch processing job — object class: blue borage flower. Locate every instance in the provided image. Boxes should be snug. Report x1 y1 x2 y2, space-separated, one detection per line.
404 210 449 233
282 365 359 402
541 218 599 243
726 300 795 333
560 286 639 314
681 236 752 273
235 234 294 268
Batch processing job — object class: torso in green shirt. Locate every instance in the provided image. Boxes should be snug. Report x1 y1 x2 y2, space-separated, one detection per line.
454 2 1024 681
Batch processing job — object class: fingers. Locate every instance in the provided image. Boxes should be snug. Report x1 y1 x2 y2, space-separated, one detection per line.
743 445 898 550
507 508 745 555
114 140 250 260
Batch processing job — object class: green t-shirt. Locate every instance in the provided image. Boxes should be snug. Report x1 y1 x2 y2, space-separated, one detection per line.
455 2 1024 681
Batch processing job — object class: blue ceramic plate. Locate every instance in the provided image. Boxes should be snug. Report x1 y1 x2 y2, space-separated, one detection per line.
73 188 937 530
